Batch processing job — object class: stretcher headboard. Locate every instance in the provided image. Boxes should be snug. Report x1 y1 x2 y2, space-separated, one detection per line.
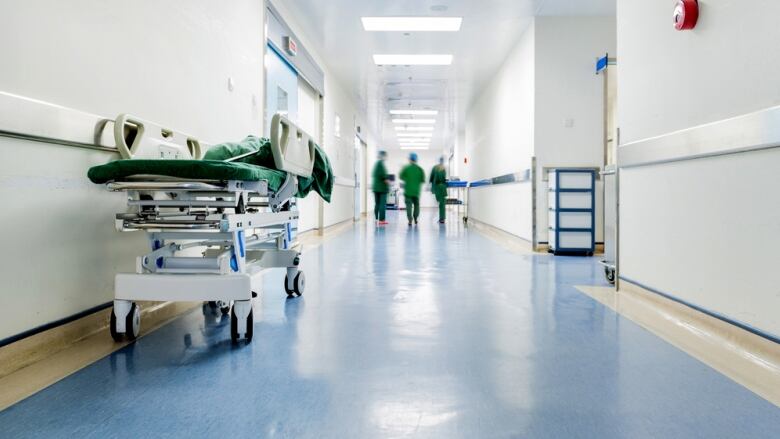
114 114 204 160
270 113 316 178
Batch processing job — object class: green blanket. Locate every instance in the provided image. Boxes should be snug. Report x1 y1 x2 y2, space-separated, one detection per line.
87 136 334 202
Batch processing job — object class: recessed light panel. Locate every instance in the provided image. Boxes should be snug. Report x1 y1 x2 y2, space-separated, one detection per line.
396 126 435 131
392 119 436 124
397 132 433 137
401 146 431 150
390 110 439 116
374 55 453 66
362 17 462 32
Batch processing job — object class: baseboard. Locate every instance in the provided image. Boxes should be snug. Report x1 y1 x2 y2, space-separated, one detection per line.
0 300 198 380
589 280 780 407
467 218 535 254
535 243 605 254
0 219 360 381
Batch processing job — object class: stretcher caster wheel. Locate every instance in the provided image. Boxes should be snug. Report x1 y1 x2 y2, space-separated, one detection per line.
284 271 305 297
605 267 616 284
230 306 253 343
219 301 231 315
109 302 140 342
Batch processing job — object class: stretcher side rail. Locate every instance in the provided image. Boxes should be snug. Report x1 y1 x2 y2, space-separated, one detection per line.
102 112 316 343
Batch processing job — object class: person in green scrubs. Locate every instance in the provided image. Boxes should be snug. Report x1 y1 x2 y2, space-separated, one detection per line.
430 156 448 224
371 150 390 225
399 152 426 226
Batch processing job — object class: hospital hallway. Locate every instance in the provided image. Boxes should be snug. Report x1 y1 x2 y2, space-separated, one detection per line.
0 211 778 438
3 1 780 437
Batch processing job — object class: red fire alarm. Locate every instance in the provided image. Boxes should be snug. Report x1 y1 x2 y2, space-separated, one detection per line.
673 0 699 31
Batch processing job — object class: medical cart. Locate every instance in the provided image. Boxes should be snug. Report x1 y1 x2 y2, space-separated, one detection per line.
548 169 596 256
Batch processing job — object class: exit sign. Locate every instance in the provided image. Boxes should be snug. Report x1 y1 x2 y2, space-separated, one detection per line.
283 36 297 57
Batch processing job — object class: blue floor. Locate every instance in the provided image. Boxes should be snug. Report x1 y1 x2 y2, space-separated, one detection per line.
1 211 778 438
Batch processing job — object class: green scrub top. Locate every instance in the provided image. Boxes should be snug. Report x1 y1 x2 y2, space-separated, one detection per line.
400 163 426 197
430 164 448 201
372 160 389 193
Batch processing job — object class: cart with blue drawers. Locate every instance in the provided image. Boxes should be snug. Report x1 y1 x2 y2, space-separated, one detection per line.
548 169 596 256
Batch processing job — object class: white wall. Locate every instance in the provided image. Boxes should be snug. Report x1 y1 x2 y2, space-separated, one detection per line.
617 0 780 338
272 0 368 229
618 0 780 144
464 22 536 240
0 0 265 341
534 16 616 243
464 17 615 243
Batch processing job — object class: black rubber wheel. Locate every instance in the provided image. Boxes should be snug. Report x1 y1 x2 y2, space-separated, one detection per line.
245 309 254 342
109 309 121 342
284 275 296 297
230 308 238 342
284 272 304 297
230 307 253 342
294 271 305 296
125 303 140 341
605 267 616 284
109 303 140 342
208 301 218 309
220 303 230 315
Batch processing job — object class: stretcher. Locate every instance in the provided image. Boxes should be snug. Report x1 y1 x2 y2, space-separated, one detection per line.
89 113 323 343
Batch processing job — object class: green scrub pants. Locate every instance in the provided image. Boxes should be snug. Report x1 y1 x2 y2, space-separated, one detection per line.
437 199 446 222
374 192 387 221
405 196 420 223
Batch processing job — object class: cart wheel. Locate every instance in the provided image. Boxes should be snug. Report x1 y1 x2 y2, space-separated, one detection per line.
109 303 140 342
109 310 121 342
208 301 218 309
285 272 305 297
294 271 305 296
284 275 294 297
220 305 230 315
230 307 253 342
605 267 616 284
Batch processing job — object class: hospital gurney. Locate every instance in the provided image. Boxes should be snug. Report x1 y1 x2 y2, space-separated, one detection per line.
88 114 326 343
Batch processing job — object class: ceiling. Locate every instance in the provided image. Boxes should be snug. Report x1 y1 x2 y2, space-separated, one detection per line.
279 0 616 153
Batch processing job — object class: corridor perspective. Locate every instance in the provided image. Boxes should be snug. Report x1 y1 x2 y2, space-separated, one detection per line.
1 1 779 438
1 213 778 437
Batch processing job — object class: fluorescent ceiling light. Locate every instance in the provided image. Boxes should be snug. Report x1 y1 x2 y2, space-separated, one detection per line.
401 140 431 145
362 17 462 32
401 146 430 150
390 110 439 116
374 55 453 66
396 126 434 131
392 119 436 124
397 132 433 137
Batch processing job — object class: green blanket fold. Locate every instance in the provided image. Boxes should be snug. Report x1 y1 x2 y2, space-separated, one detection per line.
87 136 334 202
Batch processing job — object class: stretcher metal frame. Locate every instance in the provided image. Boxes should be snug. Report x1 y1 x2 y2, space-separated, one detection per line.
104 113 316 343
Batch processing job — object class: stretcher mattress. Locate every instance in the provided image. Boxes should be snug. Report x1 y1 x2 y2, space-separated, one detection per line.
88 136 334 201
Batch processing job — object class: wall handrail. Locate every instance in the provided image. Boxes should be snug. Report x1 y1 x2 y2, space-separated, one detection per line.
0 91 117 152
469 169 532 188
0 91 212 156
619 105 780 169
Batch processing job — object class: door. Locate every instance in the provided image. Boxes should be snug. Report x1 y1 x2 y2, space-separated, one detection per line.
353 136 362 221
265 45 299 136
